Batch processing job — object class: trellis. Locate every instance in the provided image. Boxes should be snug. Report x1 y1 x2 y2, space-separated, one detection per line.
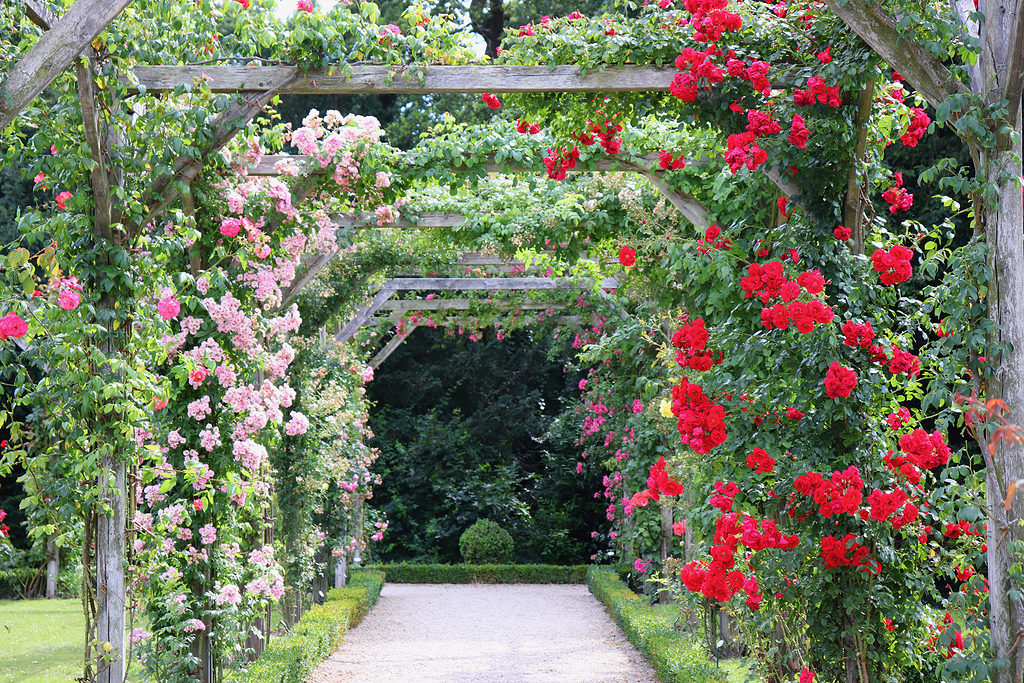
0 3 882 681
1 6 704 680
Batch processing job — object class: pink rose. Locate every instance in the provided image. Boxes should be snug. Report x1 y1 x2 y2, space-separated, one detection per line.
157 296 180 320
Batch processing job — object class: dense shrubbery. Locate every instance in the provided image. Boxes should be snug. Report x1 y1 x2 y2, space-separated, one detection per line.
587 567 726 683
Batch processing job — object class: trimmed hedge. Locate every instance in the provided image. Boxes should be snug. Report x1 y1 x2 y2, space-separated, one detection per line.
367 563 587 584
587 566 727 683
227 569 384 683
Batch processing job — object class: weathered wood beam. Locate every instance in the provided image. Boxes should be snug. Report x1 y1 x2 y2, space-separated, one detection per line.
130 64 678 95
75 59 114 241
330 211 466 229
379 299 566 313
253 152 678 176
383 276 617 290
820 0 969 109
0 0 133 130
22 0 58 29
636 169 710 230
334 285 397 344
137 75 299 230
368 325 417 368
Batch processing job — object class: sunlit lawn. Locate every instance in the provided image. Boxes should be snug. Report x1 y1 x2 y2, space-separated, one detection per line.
0 598 83 683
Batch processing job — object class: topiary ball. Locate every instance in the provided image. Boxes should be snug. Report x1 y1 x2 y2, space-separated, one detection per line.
458 518 514 564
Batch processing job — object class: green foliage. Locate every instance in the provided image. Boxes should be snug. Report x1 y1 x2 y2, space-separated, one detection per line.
459 518 514 564
369 562 586 583
587 567 726 683
368 328 602 564
227 570 383 683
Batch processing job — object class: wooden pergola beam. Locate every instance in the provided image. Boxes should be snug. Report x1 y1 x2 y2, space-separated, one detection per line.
129 64 678 95
1 0 133 130
378 299 567 313
252 152 681 176
336 276 611 343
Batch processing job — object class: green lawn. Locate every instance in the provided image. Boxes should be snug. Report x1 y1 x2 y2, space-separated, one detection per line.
0 598 83 683
648 603 763 683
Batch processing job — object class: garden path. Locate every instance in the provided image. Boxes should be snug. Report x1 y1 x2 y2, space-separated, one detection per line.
310 583 660 682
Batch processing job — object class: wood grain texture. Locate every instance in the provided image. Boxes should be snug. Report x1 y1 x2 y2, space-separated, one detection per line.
130 64 678 95
1 0 132 129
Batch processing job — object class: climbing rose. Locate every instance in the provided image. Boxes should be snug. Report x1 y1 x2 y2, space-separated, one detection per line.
900 107 931 147
787 114 810 148
870 245 913 285
618 246 636 267
189 367 207 386
746 447 775 474
157 296 180 321
824 362 857 398
634 558 652 572
297 0 313 11
834 225 851 241
816 47 832 63
800 668 815 683
481 93 501 109
220 218 241 237
58 289 80 310
55 191 73 209
0 313 28 339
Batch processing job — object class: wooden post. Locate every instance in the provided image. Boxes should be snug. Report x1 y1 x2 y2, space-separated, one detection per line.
95 456 126 683
46 535 59 598
658 502 673 604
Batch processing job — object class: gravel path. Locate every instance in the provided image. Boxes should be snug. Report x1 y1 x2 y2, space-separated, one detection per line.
310 583 660 682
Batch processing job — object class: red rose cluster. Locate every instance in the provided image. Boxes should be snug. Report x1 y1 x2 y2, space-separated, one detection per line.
841 320 875 348
888 346 921 377
618 245 636 267
741 262 832 333
746 447 775 474
672 317 722 371
870 244 913 284
574 119 623 154
900 107 931 147
697 223 731 256
515 119 540 134
481 93 501 109
794 465 864 517
886 407 911 431
684 0 742 42
680 510 797 609
793 75 842 107
882 172 914 212
543 146 580 180
865 487 918 529
819 534 879 573
725 109 779 173
824 362 857 398
659 150 687 170
787 113 810 148
710 479 738 511
672 378 727 453
898 428 952 469
834 224 852 241
629 456 685 508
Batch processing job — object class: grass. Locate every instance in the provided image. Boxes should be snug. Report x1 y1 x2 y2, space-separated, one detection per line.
647 602 764 683
0 598 84 683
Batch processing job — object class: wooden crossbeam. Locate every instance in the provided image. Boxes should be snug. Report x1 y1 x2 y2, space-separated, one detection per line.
252 152 676 176
383 276 617 290
378 299 566 313
1 0 133 130
334 284 397 344
331 211 466 229
130 64 677 95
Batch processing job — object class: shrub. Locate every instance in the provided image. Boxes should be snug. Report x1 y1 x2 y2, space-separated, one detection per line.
458 519 513 564
366 563 586 583
588 566 726 683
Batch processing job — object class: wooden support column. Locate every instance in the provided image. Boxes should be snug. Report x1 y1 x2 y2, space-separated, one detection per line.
45 535 59 598
95 456 126 683
843 82 876 256
658 502 673 604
